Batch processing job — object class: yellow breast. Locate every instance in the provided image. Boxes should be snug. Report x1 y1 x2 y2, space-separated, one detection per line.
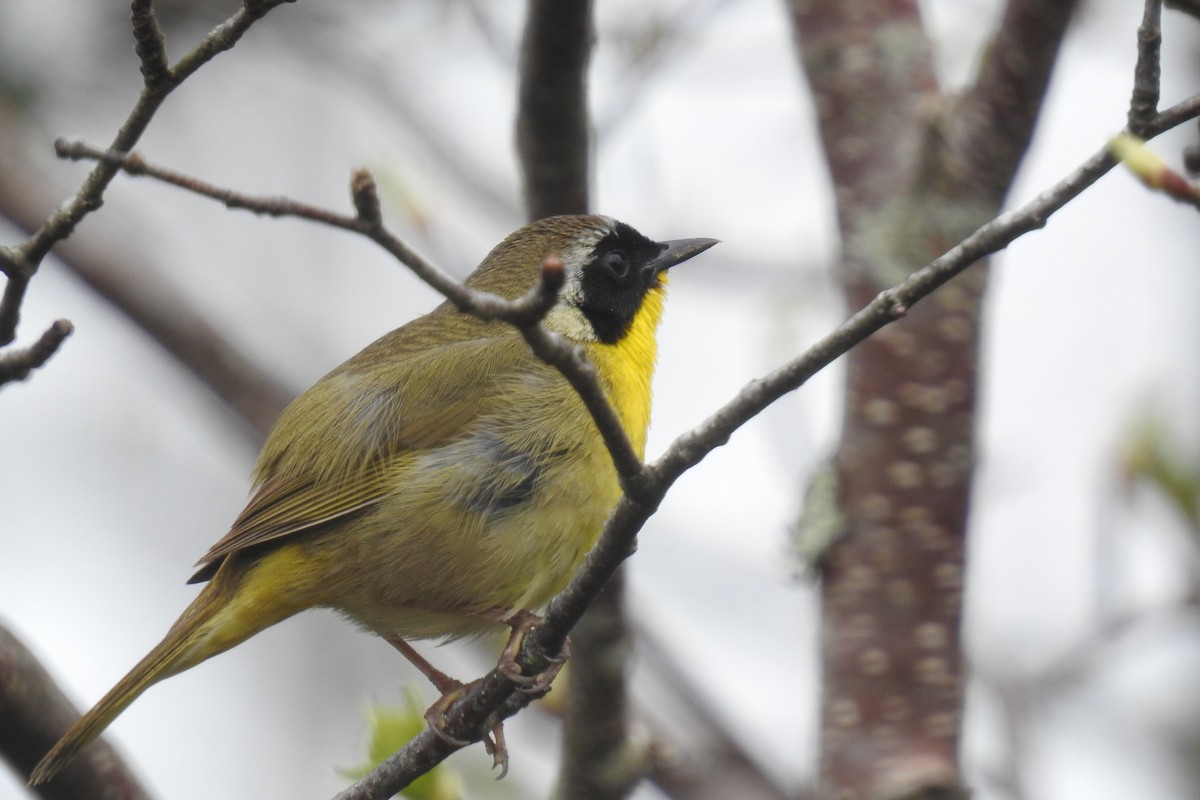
582 282 665 459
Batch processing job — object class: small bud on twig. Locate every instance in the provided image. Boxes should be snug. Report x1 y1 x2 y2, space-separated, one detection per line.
1110 133 1200 209
350 169 382 227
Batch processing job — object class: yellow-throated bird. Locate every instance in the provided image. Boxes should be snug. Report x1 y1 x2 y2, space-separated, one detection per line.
31 214 716 784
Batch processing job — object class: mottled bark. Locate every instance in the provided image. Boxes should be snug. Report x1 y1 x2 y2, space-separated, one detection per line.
787 0 1077 797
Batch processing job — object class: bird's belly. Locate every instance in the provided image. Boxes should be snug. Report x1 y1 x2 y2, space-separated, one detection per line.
323 436 619 642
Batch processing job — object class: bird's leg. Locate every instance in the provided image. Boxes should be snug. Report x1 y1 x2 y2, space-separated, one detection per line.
384 636 507 772
385 636 461 694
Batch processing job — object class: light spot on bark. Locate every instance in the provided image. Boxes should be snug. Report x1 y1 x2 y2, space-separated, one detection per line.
910 518 951 551
860 492 893 522
859 647 890 675
888 460 924 488
898 382 948 414
830 697 861 727
898 505 932 526
936 283 971 312
916 656 951 686
902 426 938 454
879 326 918 357
933 562 963 589
839 565 878 602
915 621 948 650
862 396 898 426
938 315 973 343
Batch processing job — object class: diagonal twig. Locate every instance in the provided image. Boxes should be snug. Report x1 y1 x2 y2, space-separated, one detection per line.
0 319 73 387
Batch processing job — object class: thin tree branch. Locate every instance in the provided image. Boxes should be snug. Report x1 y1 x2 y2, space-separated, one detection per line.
553 572 646 800
0 624 154 800
0 319 73 387
1129 0 1163 136
130 0 171 90
517 0 595 219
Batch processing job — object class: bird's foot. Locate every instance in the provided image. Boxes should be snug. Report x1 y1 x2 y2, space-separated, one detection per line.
423 681 509 777
495 610 569 694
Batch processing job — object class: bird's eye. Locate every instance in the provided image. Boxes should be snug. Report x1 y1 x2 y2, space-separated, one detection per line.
603 249 630 280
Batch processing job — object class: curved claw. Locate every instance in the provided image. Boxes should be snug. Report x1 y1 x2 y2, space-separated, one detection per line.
425 717 473 748
497 611 570 694
423 680 509 776
489 724 509 779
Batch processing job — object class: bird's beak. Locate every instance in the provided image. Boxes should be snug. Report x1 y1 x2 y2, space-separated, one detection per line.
645 237 719 275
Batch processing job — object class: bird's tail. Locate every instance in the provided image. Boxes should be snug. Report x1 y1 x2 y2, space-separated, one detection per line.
29 554 301 785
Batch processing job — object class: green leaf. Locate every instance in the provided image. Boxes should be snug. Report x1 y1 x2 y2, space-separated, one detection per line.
341 686 463 800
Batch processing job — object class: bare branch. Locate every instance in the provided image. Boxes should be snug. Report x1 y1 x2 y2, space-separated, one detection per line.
1129 0 1163 136
130 0 171 90
0 319 73 387
0 624 154 800
169 0 296 84
0 249 33 346
552 572 647 800
517 0 594 219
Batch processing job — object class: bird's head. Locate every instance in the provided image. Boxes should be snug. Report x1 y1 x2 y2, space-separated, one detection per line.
467 215 717 344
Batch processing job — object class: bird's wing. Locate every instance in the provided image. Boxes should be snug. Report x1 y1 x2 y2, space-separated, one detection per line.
189 332 537 583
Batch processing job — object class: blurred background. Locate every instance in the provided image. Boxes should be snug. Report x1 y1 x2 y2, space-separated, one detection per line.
1 1 1198 798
